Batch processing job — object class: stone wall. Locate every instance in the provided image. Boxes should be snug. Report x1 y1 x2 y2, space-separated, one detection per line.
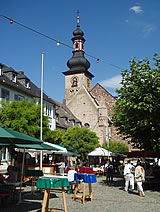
91 83 129 146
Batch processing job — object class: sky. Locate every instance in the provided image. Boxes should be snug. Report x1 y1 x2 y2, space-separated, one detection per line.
0 0 160 102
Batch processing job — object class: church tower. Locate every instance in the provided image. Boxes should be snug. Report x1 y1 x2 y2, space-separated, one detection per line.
63 15 94 104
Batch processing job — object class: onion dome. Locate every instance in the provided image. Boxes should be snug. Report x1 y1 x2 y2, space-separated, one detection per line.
67 51 90 70
73 24 84 37
67 15 90 71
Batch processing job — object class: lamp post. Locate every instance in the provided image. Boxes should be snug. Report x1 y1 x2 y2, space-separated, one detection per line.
40 52 44 170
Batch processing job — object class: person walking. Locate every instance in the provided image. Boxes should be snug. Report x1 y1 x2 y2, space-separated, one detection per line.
123 160 134 192
105 160 110 182
107 161 114 182
135 161 145 197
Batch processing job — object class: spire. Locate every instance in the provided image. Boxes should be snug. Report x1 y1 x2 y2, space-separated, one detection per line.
63 13 94 79
77 10 80 27
66 13 90 71
73 10 84 37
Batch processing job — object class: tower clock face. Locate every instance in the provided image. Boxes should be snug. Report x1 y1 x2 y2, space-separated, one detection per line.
71 76 78 87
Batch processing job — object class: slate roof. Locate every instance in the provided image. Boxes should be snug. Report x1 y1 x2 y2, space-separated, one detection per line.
0 62 57 106
54 100 82 130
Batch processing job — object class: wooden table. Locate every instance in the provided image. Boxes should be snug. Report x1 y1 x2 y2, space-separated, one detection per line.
73 173 96 204
36 176 69 212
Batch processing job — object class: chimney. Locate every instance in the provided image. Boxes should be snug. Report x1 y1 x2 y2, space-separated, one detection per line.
18 71 24 75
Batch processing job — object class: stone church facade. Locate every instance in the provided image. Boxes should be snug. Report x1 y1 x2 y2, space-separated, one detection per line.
63 16 128 147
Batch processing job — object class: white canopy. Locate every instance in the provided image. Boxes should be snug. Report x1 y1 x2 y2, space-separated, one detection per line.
88 147 115 157
15 142 67 155
43 142 67 154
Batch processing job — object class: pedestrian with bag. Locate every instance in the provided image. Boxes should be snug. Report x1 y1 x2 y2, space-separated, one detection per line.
135 161 145 197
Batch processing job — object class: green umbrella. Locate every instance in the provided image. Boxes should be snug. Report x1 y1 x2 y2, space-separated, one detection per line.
15 143 60 151
0 126 43 204
58 144 77 151
63 151 80 157
0 126 43 145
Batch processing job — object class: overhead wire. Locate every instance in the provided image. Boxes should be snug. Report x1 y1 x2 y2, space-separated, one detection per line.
0 14 123 70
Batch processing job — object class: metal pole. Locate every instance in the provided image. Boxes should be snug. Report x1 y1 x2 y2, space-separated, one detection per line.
107 127 109 159
17 148 25 205
40 52 44 170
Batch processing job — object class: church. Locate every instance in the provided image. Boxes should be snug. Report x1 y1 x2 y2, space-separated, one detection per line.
62 16 128 147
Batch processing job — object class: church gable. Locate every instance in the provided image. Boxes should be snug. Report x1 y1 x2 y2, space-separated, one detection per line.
66 86 99 128
67 86 98 111
91 83 116 115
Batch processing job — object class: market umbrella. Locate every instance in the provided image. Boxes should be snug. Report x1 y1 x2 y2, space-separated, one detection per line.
88 147 115 157
15 142 61 151
44 142 67 154
0 126 44 204
0 126 43 145
62 151 80 157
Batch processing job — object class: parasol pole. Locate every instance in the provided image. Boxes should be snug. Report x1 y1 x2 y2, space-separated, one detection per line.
40 52 44 171
17 147 25 204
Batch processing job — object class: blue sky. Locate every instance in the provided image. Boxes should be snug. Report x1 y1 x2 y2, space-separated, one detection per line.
0 0 160 102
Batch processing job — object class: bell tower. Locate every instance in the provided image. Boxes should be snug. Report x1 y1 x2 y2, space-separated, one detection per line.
63 14 94 104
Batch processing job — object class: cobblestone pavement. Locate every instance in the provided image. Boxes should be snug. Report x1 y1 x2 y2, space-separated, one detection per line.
1 176 160 212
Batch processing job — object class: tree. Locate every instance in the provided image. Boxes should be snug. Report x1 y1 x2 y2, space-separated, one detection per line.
61 126 99 161
0 99 50 139
102 141 129 154
44 129 65 144
112 53 160 151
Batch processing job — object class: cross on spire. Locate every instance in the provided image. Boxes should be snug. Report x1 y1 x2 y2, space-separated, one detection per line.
77 10 80 26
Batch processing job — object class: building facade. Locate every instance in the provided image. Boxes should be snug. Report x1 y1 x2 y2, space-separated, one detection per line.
0 63 57 130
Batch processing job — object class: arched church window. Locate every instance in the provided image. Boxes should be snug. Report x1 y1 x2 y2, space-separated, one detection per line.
71 77 78 87
84 123 90 128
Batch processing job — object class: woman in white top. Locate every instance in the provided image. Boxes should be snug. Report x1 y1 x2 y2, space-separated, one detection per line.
135 161 145 197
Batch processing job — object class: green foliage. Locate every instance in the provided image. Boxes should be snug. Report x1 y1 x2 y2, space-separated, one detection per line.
102 141 129 154
0 99 50 139
61 126 99 161
44 129 65 144
112 54 160 151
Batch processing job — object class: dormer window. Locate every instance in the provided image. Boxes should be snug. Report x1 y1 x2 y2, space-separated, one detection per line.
12 73 17 82
64 117 68 123
61 116 68 123
55 113 59 121
25 80 30 88
0 65 3 76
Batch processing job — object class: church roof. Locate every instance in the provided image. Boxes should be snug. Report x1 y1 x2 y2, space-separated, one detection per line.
91 83 117 99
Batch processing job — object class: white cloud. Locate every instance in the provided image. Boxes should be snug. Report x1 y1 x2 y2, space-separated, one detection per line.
143 24 155 38
129 6 143 14
99 75 122 89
